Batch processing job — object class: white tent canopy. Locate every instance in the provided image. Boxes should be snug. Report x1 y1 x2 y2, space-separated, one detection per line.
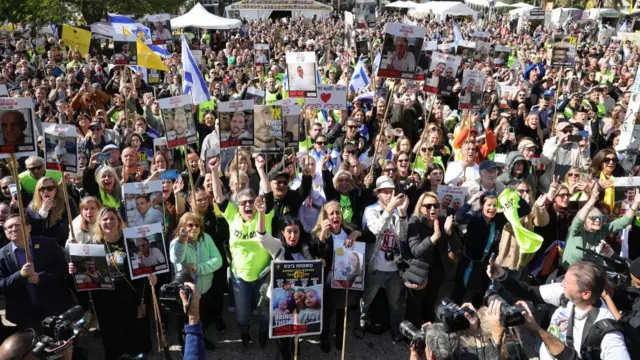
495 1 534 8
385 1 420 8
465 0 509 8
583 8 621 19
409 2 478 20
171 3 241 30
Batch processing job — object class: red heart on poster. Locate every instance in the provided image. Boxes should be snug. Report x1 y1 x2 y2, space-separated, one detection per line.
320 93 331 103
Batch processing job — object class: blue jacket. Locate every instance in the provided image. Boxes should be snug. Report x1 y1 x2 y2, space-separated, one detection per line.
0 236 72 329
184 322 205 360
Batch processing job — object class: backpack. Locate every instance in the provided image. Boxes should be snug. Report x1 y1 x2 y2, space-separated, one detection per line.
582 318 640 360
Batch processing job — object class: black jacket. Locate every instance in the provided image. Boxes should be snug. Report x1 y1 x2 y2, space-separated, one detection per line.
321 169 374 229
271 175 313 237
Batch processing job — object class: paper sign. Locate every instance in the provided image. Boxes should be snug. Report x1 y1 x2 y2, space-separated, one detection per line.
61 25 91 57
305 85 347 111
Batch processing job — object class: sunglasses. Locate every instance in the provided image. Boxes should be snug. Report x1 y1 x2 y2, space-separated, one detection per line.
603 157 617 164
186 223 201 228
39 185 56 192
421 203 438 210
273 180 288 186
316 141 327 145
239 199 255 206
28 165 44 171
89 126 101 131
556 193 570 198
588 215 605 222
383 168 396 173
517 189 530 194
567 173 580 178
347 125 359 129
421 147 431 153
398 159 409 163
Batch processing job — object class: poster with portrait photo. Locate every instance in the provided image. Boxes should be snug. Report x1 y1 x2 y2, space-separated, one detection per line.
146 14 172 45
456 40 476 64
459 70 485 110
499 85 518 109
153 137 173 167
355 0 376 29
474 41 491 63
377 23 425 80
277 100 301 148
438 42 455 54
158 94 196 148
550 34 577 67
269 260 324 339
493 45 511 68
112 34 138 66
437 185 468 216
147 69 162 86
245 87 265 105
69 243 114 291
416 40 437 80
122 180 165 229
254 44 270 66
286 52 318 98
254 105 285 153
218 100 254 148
356 40 369 58
43 123 78 173
123 223 169 280
423 52 462 96
0 97 36 154
332 240 365 290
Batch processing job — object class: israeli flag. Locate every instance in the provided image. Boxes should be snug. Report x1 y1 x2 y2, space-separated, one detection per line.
181 35 211 105
316 68 322 85
349 57 370 93
149 44 171 59
373 52 381 75
282 71 289 92
49 24 58 39
453 20 463 47
109 14 151 43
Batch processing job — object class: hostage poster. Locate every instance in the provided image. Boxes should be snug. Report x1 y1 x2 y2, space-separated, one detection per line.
331 241 365 290
270 260 324 338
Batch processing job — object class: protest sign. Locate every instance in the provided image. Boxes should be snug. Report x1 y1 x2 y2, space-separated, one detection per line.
254 105 285 153
493 45 511 67
459 70 485 110
69 243 114 291
356 0 376 28
146 14 173 45
286 52 318 98
416 40 438 79
279 100 301 148
153 138 173 167
305 85 347 111
113 34 138 65
123 223 170 280
423 52 461 95
499 85 518 109
437 185 468 214
254 44 270 66
377 23 425 79
550 34 577 67
218 100 255 148
43 123 78 172
356 40 369 58
158 94 196 148
122 180 165 228
332 241 365 290
456 40 476 63
474 41 491 63
0 97 36 154
61 24 91 57
245 87 265 105
270 260 324 338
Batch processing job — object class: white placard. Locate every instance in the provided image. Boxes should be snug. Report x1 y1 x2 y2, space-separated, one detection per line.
305 85 347 111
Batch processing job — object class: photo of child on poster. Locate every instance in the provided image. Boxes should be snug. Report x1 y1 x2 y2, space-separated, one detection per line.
270 260 323 338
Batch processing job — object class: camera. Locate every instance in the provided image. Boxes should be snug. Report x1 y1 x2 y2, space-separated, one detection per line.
32 306 87 359
484 289 526 327
435 298 474 333
159 270 194 308
399 321 425 349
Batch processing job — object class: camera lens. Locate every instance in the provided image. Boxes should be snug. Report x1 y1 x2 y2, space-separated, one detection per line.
399 321 425 348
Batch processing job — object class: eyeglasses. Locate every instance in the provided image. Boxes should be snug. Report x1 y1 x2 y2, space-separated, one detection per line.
588 215 605 222
421 203 438 210
185 223 201 228
89 127 101 131
347 125 358 129
556 193 570 198
567 173 580 178
562 128 573 134
603 157 617 164
39 185 56 192
28 165 44 171
316 141 327 145
239 199 255 206
398 159 409 163
383 168 396 173
517 189 530 194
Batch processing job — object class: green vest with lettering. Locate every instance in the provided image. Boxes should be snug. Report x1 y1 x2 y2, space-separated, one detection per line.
19 170 63 195
198 100 216 123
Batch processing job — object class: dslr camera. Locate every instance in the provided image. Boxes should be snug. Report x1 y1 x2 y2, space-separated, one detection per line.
484 289 526 327
398 321 426 350
31 306 87 359
159 270 194 309
435 298 474 333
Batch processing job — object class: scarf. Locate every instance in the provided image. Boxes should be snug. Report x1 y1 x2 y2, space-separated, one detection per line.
283 240 303 261
99 187 120 209
599 172 615 213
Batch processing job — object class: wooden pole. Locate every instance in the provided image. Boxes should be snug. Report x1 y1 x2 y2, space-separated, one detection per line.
340 288 349 360
293 335 299 360
151 282 166 352
184 145 197 210
367 83 395 178
550 66 564 133
61 174 77 243
9 154 31 263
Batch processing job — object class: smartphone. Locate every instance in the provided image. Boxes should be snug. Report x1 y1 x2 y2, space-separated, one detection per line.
9 184 17 196
95 153 113 162
568 134 582 142
432 144 444 154
160 170 179 180
508 127 515 135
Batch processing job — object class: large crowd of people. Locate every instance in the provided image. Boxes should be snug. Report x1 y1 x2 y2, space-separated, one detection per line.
0 6 640 360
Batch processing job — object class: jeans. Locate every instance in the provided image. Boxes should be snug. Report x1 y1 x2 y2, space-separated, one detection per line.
231 274 268 333
359 270 405 332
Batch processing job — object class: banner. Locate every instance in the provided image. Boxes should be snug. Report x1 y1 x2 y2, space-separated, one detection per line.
497 188 543 254
332 241 365 290
43 123 78 173
305 85 347 111
158 95 196 148
61 24 91 56
0 97 36 154
218 100 255 148
377 22 426 80
68 243 114 291
122 222 170 280
270 260 324 338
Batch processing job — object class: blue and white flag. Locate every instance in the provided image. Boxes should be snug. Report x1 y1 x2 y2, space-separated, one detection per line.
453 21 463 47
283 71 289 92
49 24 59 39
181 35 211 105
349 57 370 93
109 14 151 44
373 52 381 75
316 68 322 85
149 44 171 59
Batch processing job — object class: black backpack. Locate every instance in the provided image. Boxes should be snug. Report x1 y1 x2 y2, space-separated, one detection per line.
582 318 640 360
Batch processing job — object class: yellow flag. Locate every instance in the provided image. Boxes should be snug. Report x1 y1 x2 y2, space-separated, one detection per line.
61 24 91 57
630 0 635 13
123 27 168 71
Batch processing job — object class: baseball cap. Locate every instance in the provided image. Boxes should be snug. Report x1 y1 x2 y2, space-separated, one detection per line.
89 121 101 129
374 176 395 192
556 121 572 131
102 144 118 152
518 138 538 149
479 160 497 171
268 170 290 182
543 90 555 97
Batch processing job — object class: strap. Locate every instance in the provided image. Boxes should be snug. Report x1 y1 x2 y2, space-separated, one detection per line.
464 222 496 286
566 302 601 351
583 318 624 357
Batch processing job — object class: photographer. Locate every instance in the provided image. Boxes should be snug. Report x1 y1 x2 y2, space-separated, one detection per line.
408 323 462 360
0 332 72 360
602 257 640 331
487 259 631 359
179 282 205 360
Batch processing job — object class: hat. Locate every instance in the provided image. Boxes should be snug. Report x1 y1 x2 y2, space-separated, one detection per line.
543 90 555 97
268 170 291 182
89 121 101 129
479 160 497 171
374 176 395 192
631 258 640 279
305 39 315 47
102 144 118 152
556 121 572 131
518 138 538 149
